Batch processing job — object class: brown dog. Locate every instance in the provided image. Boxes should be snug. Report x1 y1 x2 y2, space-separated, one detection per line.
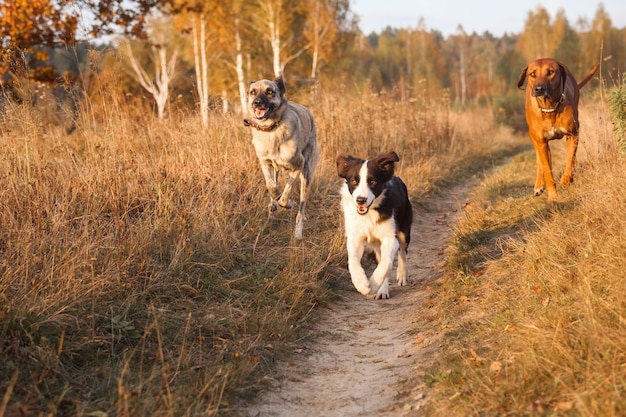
517 58 598 202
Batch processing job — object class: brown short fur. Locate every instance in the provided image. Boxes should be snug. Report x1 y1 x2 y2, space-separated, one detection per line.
517 58 598 202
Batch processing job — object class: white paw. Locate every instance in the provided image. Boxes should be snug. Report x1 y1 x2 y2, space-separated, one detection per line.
374 283 389 300
534 188 544 197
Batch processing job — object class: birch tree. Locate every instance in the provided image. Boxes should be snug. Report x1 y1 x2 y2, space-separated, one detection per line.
191 15 210 127
125 39 177 119
304 0 353 79
254 0 309 78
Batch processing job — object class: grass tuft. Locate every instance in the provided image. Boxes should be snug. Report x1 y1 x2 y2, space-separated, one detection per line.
425 101 626 416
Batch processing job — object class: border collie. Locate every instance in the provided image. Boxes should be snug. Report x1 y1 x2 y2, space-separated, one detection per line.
336 151 413 299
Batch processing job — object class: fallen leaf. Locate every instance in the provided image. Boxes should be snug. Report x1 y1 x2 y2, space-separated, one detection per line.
413 336 426 344
533 285 542 294
459 295 469 302
542 296 551 307
555 401 574 411
489 361 502 374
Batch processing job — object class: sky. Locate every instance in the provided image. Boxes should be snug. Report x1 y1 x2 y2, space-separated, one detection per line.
352 0 626 36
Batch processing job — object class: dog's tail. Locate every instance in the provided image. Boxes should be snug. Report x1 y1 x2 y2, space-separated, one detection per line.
578 63 599 89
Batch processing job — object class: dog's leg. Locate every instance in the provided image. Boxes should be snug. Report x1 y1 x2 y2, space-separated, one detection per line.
347 236 371 296
396 237 408 286
533 151 544 196
370 238 399 300
560 135 578 187
534 142 557 201
293 173 308 240
260 162 280 212
277 169 300 210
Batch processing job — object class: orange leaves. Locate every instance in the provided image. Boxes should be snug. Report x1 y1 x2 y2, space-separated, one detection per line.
0 0 71 48
532 284 551 307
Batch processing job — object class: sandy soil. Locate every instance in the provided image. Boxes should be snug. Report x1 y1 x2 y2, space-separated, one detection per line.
236 180 474 417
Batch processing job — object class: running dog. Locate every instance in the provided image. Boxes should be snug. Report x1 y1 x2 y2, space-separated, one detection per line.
517 58 598 203
244 74 318 240
336 151 413 299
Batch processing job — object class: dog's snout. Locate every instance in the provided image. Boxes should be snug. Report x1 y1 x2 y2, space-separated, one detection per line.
533 84 547 97
253 97 264 107
356 196 368 205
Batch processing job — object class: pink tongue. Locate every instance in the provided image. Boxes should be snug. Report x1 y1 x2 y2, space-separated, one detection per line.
255 108 266 118
358 206 368 214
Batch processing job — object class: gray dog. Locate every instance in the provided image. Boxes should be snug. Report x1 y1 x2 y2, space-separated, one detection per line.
244 74 318 240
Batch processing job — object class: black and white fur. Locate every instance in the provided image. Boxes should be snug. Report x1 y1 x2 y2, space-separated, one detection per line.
336 151 413 299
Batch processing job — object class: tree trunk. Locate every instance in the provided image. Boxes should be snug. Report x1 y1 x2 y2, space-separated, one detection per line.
235 19 247 114
125 41 176 120
193 16 209 129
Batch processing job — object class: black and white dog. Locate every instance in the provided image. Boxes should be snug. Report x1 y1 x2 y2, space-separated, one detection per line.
336 151 413 299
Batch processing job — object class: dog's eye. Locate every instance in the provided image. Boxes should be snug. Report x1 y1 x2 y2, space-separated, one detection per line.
266 89 274 97
249 89 256 95
547 69 555 76
529 71 536 78
350 178 359 186
368 179 377 187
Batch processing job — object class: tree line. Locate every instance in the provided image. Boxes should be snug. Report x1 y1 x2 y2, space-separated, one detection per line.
0 0 624 125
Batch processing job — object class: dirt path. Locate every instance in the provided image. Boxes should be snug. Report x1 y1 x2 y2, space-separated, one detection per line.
237 180 475 417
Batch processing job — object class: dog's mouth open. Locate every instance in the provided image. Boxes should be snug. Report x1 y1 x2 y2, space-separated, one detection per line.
357 205 369 215
253 104 274 119
255 107 268 118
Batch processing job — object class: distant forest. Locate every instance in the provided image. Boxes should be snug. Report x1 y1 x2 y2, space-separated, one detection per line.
0 0 623 122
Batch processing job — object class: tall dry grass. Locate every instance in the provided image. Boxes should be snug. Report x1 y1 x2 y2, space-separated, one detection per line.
0 77 512 416
425 98 626 416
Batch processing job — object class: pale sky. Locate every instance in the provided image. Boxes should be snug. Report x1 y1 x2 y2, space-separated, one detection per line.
352 0 626 36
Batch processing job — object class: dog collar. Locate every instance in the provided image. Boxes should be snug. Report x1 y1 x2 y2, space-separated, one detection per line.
540 93 565 113
243 118 279 132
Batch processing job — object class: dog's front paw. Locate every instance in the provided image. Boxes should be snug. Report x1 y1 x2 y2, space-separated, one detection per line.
533 187 544 197
374 282 389 300
349 273 371 296
268 200 278 212
560 174 574 187
278 198 293 209
354 281 371 297
397 275 408 286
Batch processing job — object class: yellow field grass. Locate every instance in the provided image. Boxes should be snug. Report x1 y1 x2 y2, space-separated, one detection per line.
424 99 626 416
0 83 518 416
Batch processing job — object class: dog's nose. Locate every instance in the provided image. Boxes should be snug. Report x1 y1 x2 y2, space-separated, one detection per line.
356 196 368 205
253 97 264 107
533 84 546 97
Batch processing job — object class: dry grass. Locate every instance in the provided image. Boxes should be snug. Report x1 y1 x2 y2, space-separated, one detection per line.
0 81 513 416
425 99 626 416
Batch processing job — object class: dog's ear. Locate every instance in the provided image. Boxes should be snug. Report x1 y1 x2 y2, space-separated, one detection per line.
336 154 360 178
375 152 399 180
517 66 528 90
336 155 350 177
274 74 286 96
558 64 567 89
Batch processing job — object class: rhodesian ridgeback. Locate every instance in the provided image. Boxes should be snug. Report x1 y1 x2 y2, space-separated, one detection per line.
517 58 599 202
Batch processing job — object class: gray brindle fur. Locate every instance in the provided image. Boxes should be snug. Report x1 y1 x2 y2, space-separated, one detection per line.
244 74 318 240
